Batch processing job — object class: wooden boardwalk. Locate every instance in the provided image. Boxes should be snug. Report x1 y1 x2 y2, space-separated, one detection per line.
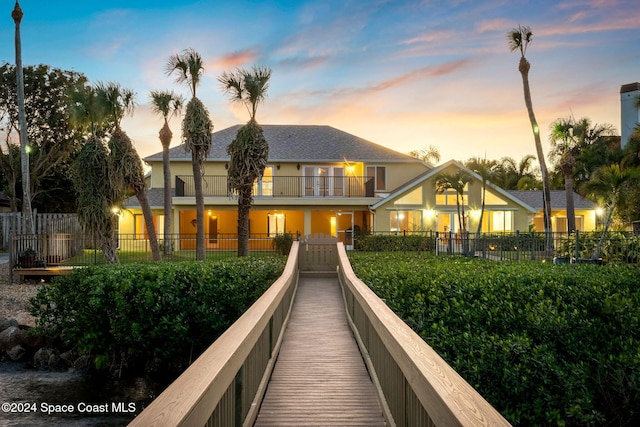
254 272 387 426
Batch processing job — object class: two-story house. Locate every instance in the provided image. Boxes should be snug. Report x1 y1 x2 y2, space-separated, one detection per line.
120 124 596 250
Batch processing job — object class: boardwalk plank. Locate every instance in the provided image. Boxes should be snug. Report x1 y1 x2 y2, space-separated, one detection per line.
254 274 387 426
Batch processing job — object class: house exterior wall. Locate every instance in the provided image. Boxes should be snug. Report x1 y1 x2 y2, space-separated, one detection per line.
371 163 534 233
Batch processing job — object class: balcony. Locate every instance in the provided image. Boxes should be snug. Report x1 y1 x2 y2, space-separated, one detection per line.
175 175 375 198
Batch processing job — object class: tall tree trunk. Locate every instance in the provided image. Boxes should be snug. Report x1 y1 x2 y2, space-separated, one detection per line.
12 2 34 234
473 181 487 254
135 186 161 261
593 203 615 260
237 186 252 257
160 121 173 255
563 169 576 234
519 56 552 246
192 154 205 260
102 216 119 264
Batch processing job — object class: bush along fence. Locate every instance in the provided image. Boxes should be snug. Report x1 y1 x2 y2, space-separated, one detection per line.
354 230 640 264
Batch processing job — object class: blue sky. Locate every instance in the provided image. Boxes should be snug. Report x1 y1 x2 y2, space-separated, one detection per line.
1 0 638 164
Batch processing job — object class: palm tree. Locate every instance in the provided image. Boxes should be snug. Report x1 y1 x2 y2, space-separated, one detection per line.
218 66 272 257
408 145 441 164
493 155 538 190
12 1 34 234
549 117 616 234
435 170 472 233
581 164 640 260
150 90 184 256
549 117 580 233
465 157 496 235
166 48 213 261
97 82 161 261
507 25 553 242
68 83 119 263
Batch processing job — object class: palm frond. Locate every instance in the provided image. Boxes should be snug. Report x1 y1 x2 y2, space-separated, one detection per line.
166 48 204 97
150 90 185 120
507 25 532 56
218 65 272 121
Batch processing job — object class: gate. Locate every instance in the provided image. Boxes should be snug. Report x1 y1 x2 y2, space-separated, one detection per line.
298 233 338 271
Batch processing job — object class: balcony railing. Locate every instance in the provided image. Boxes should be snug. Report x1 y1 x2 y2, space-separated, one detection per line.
175 175 375 198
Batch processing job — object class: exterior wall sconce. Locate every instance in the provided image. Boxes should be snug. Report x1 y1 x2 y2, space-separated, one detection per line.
296 163 300 170
277 164 281 170
225 163 229 170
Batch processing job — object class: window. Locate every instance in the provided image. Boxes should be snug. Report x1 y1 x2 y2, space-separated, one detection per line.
394 187 422 205
491 211 513 232
254 166 273 196
134 214 163 239
268 213 286 236
483 190 508 205
390 210 422 232
366 166 386 191
436 191 468 206
303 166 344 196
436 183 469 206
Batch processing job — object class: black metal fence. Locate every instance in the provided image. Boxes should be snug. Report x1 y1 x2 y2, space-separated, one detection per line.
11 233 291 268
12 229 639 268
354 230 640 264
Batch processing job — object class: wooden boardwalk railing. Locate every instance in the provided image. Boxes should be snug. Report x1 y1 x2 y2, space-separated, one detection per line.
337 243 511 426
129 242 300 427
130 237 511 426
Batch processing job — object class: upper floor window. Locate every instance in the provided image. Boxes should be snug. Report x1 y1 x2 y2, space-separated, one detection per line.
303 166 344 197
366 166 386 191
254 166 273 196
436 184 468 206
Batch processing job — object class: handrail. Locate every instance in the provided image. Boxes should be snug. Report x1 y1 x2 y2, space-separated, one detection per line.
175 174 375 197
336 243 511 426
128 242 300 427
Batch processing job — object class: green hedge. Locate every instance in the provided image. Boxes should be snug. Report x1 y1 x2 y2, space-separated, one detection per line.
348 252 640 426
30 257 285 375
355 233 435 252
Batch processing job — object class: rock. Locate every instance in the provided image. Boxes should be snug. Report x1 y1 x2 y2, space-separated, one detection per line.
60 350 77 364
0 326 23 351
7 344 26 361
0 317 19 332
73 355 92 370
33 347 67 369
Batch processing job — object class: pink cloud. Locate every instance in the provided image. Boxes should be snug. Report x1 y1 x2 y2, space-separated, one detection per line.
209 49 260 71
402 29 456 45
477 18 512 33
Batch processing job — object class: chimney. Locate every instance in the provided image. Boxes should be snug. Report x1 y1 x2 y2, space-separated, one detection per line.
620 82 640 149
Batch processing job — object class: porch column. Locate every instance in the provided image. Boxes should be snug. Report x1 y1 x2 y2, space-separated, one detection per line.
304 209 312 235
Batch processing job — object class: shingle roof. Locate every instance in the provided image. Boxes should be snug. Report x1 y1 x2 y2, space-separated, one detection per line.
124 188 173 208
508 190 598 211
144 124 422 164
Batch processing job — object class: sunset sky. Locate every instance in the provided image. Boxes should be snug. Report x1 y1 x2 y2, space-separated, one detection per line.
1 0 638 165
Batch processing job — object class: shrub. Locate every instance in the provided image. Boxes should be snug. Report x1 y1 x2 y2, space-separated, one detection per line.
272 233 294 255
30 256 285 375
355 233 435 252
348 252 640 426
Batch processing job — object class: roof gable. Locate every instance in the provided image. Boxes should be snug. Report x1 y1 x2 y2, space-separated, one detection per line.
145 124 423 164
371 160 537 212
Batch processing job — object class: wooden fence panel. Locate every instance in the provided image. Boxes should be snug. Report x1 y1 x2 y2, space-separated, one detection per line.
0 212 79 250
298 233 338 271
